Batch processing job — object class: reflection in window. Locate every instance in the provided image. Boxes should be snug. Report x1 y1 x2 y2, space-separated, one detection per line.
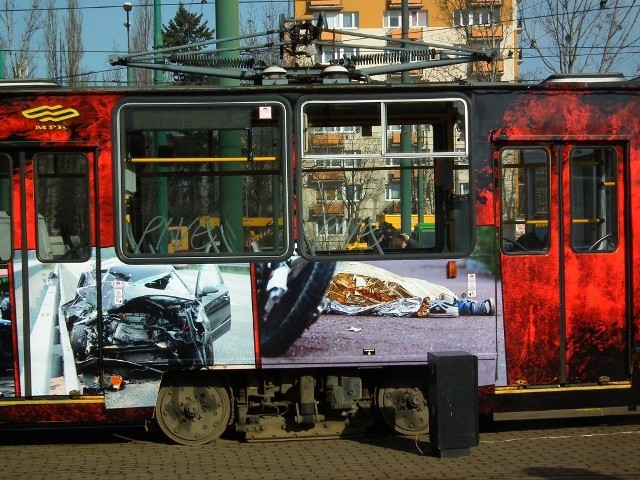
34 154 91 261
570 148 617 252
0 154 11 261
118 101 289 258
300 97 471 257
500 148 549 254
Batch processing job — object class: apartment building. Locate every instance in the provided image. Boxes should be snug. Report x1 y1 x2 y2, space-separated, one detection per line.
293 0 521 82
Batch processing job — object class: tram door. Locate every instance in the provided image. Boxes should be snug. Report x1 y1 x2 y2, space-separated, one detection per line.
0 148 94 397
499 143 629 386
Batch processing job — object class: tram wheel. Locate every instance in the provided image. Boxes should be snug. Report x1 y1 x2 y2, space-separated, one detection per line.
375 370 429 436
154 373 231 445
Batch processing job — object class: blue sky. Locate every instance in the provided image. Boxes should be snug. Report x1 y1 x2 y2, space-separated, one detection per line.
14 1 640 82
70 1 220 79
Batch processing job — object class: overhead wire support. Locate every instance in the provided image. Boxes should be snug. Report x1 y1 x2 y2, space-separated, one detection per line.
109 15 496 85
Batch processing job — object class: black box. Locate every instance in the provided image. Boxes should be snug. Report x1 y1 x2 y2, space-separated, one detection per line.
428 351 479 457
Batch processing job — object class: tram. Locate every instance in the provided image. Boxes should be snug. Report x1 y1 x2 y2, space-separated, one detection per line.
0 26 638 445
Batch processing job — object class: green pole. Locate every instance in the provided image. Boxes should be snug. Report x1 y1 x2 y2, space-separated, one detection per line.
154 0 168 252
154 0 163 85
216 0 243 252
399 0 412 236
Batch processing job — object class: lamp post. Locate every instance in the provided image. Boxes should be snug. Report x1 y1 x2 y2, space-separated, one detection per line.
123 2 132 85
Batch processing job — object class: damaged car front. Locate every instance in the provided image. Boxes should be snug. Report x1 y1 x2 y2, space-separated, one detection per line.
61 261 231 370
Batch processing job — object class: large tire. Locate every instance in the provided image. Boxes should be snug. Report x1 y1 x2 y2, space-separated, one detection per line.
259 260 335 357
155 373 231 445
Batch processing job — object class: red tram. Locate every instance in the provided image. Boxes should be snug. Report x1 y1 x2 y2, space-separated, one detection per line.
0 73 638 445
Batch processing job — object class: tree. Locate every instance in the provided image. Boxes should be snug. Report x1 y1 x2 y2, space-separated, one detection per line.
61 0 84 86
240 1 284 70
131 0 154 86
521 0 640 77
0 0 43 78
432 0 516 82
162 2 215 85
43 0 87 86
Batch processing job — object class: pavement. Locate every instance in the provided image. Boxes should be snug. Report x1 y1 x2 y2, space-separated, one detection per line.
0 414 639 480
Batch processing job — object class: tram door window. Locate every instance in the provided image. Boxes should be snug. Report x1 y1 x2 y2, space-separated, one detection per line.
0 154 11 261
298 97 472 258
569 147 617 252
116 101 290 259
33 153 91 261
500 148 550 253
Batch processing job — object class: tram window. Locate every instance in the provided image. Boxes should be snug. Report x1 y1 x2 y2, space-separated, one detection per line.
34 154 91 262
298 97 472 258
0 154 11 261
570 148 617 252
500 148 550 254
116 101 291 260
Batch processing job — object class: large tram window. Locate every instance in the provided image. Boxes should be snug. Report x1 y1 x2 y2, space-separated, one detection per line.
299 97 471 258
34 154 91 262
570 147 617 252
0 154 11 261
500 148 550 254
117 101 291 260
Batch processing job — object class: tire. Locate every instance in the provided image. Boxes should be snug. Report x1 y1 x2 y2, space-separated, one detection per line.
259 260 335 357
70 323 91 361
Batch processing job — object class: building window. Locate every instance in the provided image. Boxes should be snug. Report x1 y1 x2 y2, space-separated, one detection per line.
383 10 428 28
320 46 359 64
316 12 359 29
386 182 401 200
343 184 362 201
316 217 347 235
454 8 500 27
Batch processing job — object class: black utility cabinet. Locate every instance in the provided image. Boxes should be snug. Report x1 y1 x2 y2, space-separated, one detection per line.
427 351 479 458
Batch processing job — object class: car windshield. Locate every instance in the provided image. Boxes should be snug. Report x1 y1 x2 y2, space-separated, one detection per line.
102 264 193 298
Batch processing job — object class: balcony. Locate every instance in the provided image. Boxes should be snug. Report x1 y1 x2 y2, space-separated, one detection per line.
387 28 423 40
388 0 423 8
310 133 344 146
310 203 345 215
470 25 504 39
320 30 342 41
472 59 504 73
310 170 345 181
308 0 343 10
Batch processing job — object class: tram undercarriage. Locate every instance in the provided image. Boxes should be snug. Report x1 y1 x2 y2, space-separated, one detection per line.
152 368 430 445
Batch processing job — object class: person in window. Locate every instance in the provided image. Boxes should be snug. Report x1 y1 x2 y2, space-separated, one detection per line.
0 292 9 320
387 233 419 250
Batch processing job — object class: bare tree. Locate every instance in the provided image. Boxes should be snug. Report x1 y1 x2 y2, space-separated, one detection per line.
0 0 43 78
131 0 154 85
521 0 640 76
431 0 515 82
102 39 125 86
61 0 84 85
44 0 60 81
240 1 284 68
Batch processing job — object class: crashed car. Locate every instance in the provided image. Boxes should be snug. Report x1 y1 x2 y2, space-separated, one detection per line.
61 260 231 369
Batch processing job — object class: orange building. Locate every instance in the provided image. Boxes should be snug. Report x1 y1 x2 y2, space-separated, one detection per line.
293 0 521 81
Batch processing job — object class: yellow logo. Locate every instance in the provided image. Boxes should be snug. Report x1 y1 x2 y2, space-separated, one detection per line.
22 105 80 122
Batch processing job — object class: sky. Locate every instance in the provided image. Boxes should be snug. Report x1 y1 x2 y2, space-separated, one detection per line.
15 0 283 81
55 1 226 80
6 0 640 83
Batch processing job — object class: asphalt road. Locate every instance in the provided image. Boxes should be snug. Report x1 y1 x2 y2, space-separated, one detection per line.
1 414 639 480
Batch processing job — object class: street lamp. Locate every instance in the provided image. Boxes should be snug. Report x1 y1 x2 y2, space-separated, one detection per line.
123 2 132 85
